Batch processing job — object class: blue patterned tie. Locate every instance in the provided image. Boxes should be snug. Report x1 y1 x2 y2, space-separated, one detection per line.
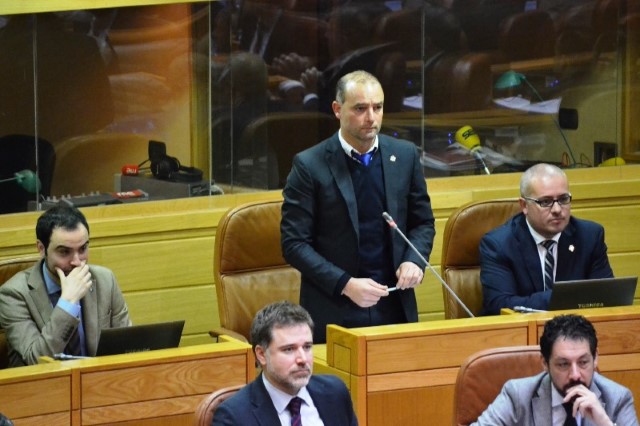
351 149 375 166
288 396 303 426
542 240 556 290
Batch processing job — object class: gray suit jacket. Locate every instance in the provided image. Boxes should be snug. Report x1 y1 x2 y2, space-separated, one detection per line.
472 372 639 426
0 260 131 367
281 133 435 342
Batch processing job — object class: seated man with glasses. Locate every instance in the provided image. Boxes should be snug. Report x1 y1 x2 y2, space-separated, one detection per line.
479 163 614 315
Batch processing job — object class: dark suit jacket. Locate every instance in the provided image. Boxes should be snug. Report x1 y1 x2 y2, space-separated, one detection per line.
0 260 131 366
472 372 639 426
281 133 435 342
212 374 358 425
480 213 614 315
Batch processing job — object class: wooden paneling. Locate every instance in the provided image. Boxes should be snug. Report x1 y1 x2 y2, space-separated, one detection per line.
0 341 253 426
0 363 72 423
1 167 640 343
322 306 640 426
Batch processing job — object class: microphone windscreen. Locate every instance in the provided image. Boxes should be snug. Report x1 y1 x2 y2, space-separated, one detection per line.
14 169 41 194
121 165 139 176
455 125 481 152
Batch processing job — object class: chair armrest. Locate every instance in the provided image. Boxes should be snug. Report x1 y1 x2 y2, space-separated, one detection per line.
209 327 249 344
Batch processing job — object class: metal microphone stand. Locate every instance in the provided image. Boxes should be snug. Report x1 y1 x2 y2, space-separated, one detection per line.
382 212 475 318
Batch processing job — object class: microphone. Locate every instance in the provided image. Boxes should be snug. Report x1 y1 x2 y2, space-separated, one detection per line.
0 169 41 193
382 212 475 318
454 125 491 175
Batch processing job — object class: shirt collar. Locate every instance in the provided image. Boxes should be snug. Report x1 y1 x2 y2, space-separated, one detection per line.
41 261 60 296
338 131 378 157
261 373 313 414
525 219 560 245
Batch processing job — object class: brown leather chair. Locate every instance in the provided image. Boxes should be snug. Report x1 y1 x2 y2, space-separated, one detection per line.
241 112 339 189
52 132 150 195
211 200 300 343
441 199 521 319
499 10 556 62
0 254 41 369
425 52 492 114
453 345 544 426
193 384 243 426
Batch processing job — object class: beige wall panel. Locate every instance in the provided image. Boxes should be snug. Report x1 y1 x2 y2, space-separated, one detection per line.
124 286 217 337
90 237 214 292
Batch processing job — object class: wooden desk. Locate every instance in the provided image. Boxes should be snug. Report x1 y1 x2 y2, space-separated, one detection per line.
0 340 253 426
322 306 640 426
0 362 72 425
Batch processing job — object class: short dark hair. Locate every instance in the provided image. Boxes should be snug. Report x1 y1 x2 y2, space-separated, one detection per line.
540 314 598 363
250 301 314 351
36 205 90 250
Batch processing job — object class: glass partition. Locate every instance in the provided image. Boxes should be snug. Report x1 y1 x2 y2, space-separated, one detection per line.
0 2 212 213
1 0 639 214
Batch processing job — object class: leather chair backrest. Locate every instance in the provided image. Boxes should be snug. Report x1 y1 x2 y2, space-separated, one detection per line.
425 52 492 114
242 112 339 189
193 384 243 426
0 255 41 369
213 200 300 342
454 345 544 426
51 132 149 195
499 10 555 62
441 199 521 318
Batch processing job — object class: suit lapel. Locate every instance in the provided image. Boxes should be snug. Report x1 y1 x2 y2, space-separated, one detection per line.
83 268 99 355
326 136 359 233
513 215 545 292
555 220 577 282
379 136 399 220
251 375 282 425
307 377 333 423
532 374 553 426
27 261 55 328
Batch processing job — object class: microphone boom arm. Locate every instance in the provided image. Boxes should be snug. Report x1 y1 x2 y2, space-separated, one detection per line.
382 212 475 318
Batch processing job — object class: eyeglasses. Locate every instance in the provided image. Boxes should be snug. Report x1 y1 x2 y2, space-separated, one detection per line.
522 193 572 208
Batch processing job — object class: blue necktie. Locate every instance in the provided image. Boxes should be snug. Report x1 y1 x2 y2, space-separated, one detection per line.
351 149 375 166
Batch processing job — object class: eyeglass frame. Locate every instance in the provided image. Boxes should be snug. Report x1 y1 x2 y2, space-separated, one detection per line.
521 193 572 208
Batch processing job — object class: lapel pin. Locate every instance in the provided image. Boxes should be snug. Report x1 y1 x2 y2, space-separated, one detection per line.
569 245 575 252
390 155 396 162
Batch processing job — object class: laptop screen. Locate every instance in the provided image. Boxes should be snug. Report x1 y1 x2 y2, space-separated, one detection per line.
96 320 185 356
548 276 638 311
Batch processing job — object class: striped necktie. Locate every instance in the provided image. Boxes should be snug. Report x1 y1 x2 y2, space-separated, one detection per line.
542 240 556 290
287 396 303 426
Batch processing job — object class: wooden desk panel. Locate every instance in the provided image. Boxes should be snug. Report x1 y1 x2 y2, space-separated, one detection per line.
69 343 253 425
323 306 640 426
0 341 253 426
0 363 71 425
